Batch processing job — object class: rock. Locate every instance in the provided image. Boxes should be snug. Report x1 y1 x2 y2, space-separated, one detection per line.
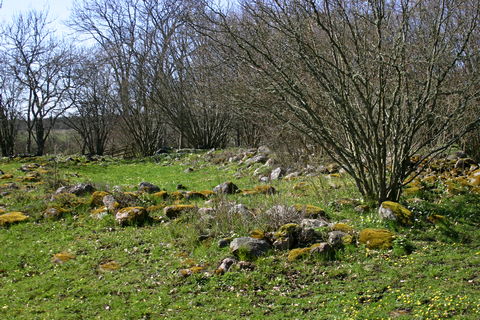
331 223 355 234
163 205 195 219
293 204 326 218
138 182 160 194
230 237 271 260
0 174 14 179
228 204 251 216
354 204 370 213
176 184 187 190
378 201 413 225
238 261 255 271
245 155 268 165
184 167 194 173
297 228 319 246
253 167 265 177
273 238 291 250
216 257 237 274
0 212 29 227
300 218 330 229
19 163 40 172
266 205 299 221
213 181 239 194
359 228 395 249
91 207 109 219
0 169 3 175
310 242 332 255
265 158 275 167
284 171 300 179
257 146 271 154
287 247 311 262
69 183 96 196
115 207 148 226
43 208 66 220
328 231 349 247
153 191 168 199
455 158 476 170
90 191 110 207
270 167 285 180
52 252 75 264
218 238 232 248
103 195 120 211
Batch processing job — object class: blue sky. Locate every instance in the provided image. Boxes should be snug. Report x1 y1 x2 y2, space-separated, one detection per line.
0 0 74 36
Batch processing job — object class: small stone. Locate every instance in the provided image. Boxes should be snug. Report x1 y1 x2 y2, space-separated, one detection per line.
138 182 160 194
228 204 251 216
270 167 285 180
328 231 348 247
115 207 148 226
310 242 332 255
213 181 239 194
176 184 187 190
218 238 232 248
163 205 195 219
237 261 255 271
300 218 330 229
184 167 194 173
216 257 237 274
230 237 271 260
378 201 413 225
273 238 290 250
43 208 66 220
52 252 75 264
69 183 96 196
103 195 120 211
99 261 120 272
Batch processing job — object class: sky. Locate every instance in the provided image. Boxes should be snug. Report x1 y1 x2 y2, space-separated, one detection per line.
0 0 75 37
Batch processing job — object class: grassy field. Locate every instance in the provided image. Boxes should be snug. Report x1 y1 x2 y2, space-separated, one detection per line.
0 151 479 319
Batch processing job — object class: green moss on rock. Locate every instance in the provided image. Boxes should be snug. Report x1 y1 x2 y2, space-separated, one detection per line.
0 212 29 227
359 228 395 249
379 201 413 225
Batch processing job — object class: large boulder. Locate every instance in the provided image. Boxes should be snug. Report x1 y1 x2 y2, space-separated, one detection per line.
230 237 271 260
378 201 413 225
359 228 395 249
138 182 160 194
213 181 239 194
115 207 148 226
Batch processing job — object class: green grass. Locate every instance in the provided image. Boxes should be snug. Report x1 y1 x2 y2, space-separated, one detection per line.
1 153 479 319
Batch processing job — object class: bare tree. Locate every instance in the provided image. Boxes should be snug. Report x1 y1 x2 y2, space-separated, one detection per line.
4 10 75 155
205 0 480 204
0 50 21 156
66 49 116 155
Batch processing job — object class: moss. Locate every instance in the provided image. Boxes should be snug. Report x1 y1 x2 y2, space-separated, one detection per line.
90 191 110 207
427 214 447 224
21 175 40 183
294 204 325 218
250 229 266 239
468 175 480 187
189 266 205 274
331 223 354 234
164 204 195 219
99 261 120 272
153 191 168 199
242 185 276 196
170 191 185 200
91 207 109 219
275 223 301 238
293 182 308 191
287 247 311 262
115 207 148 225
199 190 215 197
185 191 207 200
380 201 413 225
43 207 68 220
359 228 395 249
0 212 29 227
147 204 165 213
0 174 14 180
52 252 75 264
403 186 422 196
